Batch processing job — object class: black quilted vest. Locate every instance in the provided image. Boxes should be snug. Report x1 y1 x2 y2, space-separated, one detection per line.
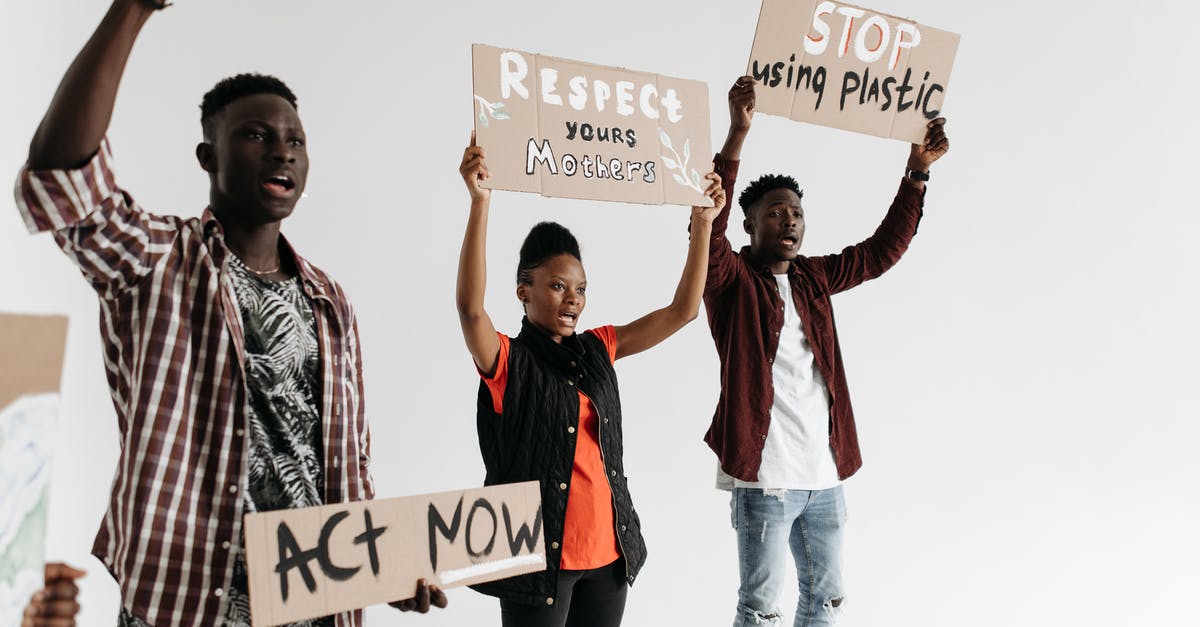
469 317 648 606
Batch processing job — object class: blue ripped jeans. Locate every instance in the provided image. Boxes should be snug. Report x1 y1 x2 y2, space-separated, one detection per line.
730 486 847 627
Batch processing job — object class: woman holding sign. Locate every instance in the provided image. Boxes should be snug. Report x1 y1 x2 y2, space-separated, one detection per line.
455 134 723 627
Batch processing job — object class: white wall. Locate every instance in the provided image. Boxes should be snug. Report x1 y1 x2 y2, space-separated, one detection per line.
2 1 1197 625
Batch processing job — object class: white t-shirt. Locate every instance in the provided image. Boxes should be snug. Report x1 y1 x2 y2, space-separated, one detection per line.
717 273 841 490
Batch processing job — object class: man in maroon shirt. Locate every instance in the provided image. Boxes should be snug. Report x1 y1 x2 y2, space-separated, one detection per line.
704 76 949 626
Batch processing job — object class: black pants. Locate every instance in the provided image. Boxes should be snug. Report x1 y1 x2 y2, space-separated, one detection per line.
500 558 629 627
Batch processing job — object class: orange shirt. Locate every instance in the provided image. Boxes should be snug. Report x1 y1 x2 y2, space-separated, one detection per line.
481 327 621 571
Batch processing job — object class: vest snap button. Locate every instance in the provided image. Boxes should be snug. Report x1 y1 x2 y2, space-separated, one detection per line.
546 597 555 606
559 482 567 490
568 426 576 434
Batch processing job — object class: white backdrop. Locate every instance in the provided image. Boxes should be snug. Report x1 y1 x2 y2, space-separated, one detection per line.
3 1 1198 625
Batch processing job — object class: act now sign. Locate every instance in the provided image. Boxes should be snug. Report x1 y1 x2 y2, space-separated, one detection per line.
748 0 960 142
243 481 543 626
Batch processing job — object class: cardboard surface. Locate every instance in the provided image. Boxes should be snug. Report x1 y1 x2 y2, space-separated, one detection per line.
0 313 68 625
244 481 544 626
472 44 713 207
747 0 959 143
0 313 69 410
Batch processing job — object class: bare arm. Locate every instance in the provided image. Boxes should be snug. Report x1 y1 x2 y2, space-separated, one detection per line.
613 174 726 360
28 0 160 170
455 134 502 376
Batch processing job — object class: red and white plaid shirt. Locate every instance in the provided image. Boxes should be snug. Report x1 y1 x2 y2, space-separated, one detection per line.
15 139 373 626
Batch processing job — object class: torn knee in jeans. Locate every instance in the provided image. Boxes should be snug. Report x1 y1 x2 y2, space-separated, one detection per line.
737 603 783 625
830 598 843 608
823 596 845 615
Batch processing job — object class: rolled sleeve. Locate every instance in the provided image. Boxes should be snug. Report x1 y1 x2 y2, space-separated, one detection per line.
15 139 119 234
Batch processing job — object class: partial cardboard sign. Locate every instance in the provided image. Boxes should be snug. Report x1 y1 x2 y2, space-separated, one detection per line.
747 0 959 143
244 481 544 626
0 313 68 625
472 44 713 207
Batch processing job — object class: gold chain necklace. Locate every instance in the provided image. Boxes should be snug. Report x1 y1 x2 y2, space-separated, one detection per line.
234 255 280 276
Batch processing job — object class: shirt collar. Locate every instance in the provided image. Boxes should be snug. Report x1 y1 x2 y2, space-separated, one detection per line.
202 208 330 297
739 245 801 277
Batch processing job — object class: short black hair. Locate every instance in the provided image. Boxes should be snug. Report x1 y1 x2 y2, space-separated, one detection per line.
517 222 581 285
738 174 803 215
200 73 298 138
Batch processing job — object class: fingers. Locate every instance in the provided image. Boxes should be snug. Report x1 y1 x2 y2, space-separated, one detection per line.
23 618 78 627
459 142 490 184
460 150 489 175
27 599 81 619
430 585 448 609
22 587 80 627
923 118 949 152
729 75 754 96
44 563 86 582
460 145 486 165
391 579 444 613
694 172 726 213
414 578 432 613
729 76 756 109
44 580 80 601
703 172 722 198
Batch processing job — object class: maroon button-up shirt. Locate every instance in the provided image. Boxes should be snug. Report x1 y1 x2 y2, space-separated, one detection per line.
703 155 925 481
15 139 372 626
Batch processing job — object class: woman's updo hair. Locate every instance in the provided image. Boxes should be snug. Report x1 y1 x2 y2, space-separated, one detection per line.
517 221 581 285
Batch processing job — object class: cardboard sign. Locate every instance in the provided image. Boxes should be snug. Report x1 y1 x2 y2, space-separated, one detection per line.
0 313 68 625
472 44 713 207
747 0 959 142
244 481 544 626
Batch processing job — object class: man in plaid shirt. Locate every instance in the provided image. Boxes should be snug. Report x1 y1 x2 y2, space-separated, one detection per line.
14 1 445 624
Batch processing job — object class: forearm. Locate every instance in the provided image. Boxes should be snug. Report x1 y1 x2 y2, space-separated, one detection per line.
28 0 155 170
718 125 748 162
904 155 928 192
821 180 924 293
614 216 713 360
455 198 490 320
669 216 713 322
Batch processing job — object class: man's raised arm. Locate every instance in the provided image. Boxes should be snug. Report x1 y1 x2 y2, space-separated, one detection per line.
28 0 163 170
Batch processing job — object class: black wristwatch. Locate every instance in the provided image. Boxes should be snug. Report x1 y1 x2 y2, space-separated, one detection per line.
905 168 930 182
141 0 173 9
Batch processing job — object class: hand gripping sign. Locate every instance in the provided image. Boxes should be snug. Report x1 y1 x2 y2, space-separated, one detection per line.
243 481 543 626
747 0 959 142
471 44 713 207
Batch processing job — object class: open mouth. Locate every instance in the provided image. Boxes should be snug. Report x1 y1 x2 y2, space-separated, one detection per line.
780 234 798 247
557 311 578 326
262 175 296 196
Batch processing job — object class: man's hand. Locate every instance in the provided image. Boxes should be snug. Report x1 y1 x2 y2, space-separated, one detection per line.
21 562 86 627
907 117 950 172
719 76 755 161
388 578 448 614
728 76 755 134
460 132 491 204
692 172 726 224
